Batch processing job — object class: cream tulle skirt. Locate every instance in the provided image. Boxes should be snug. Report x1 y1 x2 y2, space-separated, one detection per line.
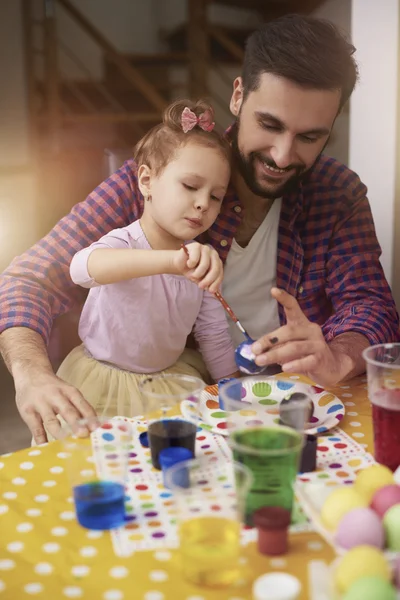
56 344 210 419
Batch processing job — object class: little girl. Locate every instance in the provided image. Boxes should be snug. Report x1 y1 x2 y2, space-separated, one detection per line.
57 99 238 417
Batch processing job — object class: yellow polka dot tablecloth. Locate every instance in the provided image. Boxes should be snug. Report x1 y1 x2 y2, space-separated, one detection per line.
0 375 373 600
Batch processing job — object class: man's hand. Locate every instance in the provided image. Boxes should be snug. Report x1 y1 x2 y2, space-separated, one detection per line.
251 288 361 388
174 243 223 293
15 371 97 444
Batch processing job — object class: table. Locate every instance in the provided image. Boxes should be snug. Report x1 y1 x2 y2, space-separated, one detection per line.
0 374 373 600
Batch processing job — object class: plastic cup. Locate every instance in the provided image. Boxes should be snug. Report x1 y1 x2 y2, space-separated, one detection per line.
363 343 400 471
165 457 252 588
139 373 205 470
219 376 308 526
61 416 132 530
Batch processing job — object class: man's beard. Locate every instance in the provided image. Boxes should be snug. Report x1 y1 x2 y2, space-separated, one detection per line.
231 121 314 200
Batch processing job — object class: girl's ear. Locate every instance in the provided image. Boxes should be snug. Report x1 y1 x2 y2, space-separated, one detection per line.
138 164 152 197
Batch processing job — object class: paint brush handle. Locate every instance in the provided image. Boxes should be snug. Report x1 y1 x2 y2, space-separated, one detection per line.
181 244 250 340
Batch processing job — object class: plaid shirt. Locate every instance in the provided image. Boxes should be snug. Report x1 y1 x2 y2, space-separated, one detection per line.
0 155 398 346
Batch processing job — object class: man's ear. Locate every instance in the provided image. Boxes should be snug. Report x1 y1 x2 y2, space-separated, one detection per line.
230 77 244 117
138 164 152 197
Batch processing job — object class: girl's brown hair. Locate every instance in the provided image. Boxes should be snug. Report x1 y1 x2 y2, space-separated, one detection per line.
134 99 231 175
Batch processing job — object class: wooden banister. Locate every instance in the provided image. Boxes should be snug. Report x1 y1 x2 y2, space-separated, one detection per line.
56 0 167 112
208 25 244 62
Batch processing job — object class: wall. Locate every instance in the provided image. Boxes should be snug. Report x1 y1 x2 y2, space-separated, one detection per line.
0 1 39 271
392 10 400 308
312 0 352 165
349 0 400 285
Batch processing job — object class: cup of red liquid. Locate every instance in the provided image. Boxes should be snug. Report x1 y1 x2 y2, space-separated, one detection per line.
363 343 400 471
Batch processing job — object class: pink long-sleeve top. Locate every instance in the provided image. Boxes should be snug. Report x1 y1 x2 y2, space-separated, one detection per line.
70 220 237 380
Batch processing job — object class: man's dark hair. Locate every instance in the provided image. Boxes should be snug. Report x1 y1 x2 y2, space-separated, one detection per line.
242 14 358 110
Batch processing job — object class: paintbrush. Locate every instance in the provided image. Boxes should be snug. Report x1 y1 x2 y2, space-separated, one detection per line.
181 244 251 341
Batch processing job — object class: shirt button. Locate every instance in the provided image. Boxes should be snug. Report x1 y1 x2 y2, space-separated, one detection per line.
220 240 228 247
234 206 242 213
298 286 304 294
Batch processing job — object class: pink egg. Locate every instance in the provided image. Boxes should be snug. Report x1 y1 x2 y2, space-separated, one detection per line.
335 507 385 550
394 555 400 589
371 485 400 518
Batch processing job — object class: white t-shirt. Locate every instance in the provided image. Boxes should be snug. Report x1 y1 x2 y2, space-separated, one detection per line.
222 198 282 347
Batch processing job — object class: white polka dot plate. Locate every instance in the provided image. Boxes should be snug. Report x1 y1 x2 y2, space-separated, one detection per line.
181 377 345 436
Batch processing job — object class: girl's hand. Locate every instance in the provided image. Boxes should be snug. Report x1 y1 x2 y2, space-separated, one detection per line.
174 243 223 293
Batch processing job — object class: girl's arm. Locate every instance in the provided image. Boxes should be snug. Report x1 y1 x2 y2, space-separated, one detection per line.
70 228 179 287
193 292 239 382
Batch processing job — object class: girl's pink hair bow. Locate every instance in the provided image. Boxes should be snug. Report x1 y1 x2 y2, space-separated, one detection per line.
181 107 215 133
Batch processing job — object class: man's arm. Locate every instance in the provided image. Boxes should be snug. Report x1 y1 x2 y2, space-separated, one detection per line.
0 159 142 442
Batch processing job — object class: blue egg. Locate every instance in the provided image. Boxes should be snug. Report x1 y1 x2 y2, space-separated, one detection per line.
235 338 265 375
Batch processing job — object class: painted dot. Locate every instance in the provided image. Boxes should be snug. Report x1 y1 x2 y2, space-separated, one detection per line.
3 492 17 500
345 401 355 407
216 422 227 430
17 522 33 533
60 511 75 521
329 463 342 469
144 593 164 600
245 419 264 427
317 446 329 452
130 468 143 473
26 509 42 517
352 432 365 438
210 411 227 419
317 473 329 479
149 570 168 582
186 597 206 600
71 565 90 577
350 422 361 427
12 477 26 486
333 443 347 449
43 480 57 488
289 375 300 380
159 492 171 499
80 546 97 558
153 551 171 561
336 471 350 478
109 566 129 579
80 469 95 477
269 558 287 568
50 466 64 474
51 527 68 537
308 541 323 551
101 423 113 429
7 542 24 553
144 511 158 518
238 409 257 417
148 521 162 527
318 394 335 407
0 560 15 570
43 543 60 553
347 412 358 416
206 399 219 410
63 586 83 597
86 530 103 539
327 404 343 414
0 463 4 470
24 583 43 594
211 505 221 511
35 563 53 575
103 592 123 600
20 461 35 470
102 433 115 441
259 398 279 407
35 495 49 503
152 532 166 539
57 452 69 459
342 393 353 397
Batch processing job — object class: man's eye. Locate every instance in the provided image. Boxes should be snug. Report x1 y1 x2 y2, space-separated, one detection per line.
260 123 280 131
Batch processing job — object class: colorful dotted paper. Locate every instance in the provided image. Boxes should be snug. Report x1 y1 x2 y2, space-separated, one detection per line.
183 378 345 436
